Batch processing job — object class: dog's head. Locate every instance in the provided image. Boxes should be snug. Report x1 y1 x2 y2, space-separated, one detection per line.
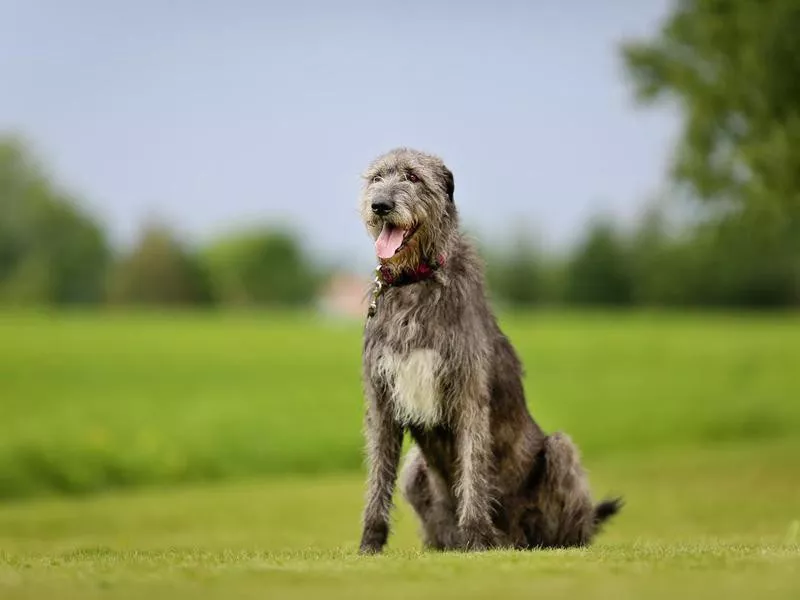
359 148 457 272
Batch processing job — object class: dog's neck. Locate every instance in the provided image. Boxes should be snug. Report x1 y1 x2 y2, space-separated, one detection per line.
378 254 446 286
367 253 446 318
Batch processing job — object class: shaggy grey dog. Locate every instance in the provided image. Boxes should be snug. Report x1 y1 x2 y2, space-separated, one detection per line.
357 148 621 554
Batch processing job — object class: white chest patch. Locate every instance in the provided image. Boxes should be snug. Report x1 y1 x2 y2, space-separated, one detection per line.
377 349 442 427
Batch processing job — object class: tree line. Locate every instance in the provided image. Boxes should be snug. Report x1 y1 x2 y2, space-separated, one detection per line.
486 207 798 309
1 131 797 309
0 136 319 307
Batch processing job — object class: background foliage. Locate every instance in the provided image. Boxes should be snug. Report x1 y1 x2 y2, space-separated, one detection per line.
2 130 797 309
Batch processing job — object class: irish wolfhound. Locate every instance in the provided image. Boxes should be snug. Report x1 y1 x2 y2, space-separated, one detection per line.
357 148 621 554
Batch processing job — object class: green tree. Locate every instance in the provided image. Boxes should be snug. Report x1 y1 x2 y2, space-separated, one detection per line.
202 228 318 307
565 219 633 306
628 204 697 307
621 0 800 305
107 223 213 306
0 135 110 304
485 230 548 307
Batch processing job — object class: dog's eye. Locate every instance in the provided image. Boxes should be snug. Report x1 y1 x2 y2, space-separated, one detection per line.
371 175 383 184
406 173 419 183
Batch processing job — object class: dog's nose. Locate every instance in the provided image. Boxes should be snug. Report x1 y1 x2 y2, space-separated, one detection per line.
371 200 394 216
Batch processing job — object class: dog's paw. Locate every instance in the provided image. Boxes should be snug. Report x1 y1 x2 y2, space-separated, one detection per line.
358 523 388 555
358 542 384 555
460 523 498 552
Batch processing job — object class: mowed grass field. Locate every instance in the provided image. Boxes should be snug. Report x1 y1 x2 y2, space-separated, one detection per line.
0 310 798 598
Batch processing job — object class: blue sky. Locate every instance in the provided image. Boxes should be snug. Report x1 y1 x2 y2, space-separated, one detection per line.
1 0 678 268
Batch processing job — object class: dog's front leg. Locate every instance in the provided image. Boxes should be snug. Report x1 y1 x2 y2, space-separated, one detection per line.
359 383 404 554
455 398 498 551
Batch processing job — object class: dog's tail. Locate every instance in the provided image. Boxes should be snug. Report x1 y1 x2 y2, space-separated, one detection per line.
593 496 624 529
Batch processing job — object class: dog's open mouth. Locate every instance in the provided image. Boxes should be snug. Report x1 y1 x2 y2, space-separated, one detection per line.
375 223 418 259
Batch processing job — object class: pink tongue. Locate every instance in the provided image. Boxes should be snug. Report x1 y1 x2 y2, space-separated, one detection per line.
375 223 406 259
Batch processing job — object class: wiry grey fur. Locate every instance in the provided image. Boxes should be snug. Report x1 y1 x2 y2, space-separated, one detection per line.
357 148 622 554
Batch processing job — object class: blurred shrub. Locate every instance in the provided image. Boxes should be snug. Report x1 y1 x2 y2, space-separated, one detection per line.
563 219 634 306
674 219 799 308
486 231 548 307
627 208 799 308
202 228 318 307
0 135 110 304
107 223 213 306
486 208 799 309
628 207 681 306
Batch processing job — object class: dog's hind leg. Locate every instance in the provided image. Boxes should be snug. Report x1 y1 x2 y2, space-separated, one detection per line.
400 445 461 551
521 433 622 548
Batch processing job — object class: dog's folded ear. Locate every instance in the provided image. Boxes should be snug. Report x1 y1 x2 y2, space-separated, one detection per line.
442 166 455 203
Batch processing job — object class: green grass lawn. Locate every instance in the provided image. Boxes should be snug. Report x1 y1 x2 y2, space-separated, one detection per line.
0 310 798 597
1 440 798 599
0 310 798 499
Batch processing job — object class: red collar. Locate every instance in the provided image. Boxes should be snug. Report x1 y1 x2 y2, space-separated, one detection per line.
367 254 447 318
378 254 446 286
